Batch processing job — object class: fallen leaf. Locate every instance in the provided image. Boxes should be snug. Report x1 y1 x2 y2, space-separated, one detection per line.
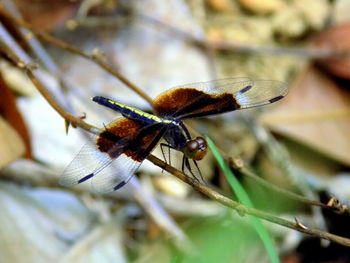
12 0 77 31
0 72 32 158
261 66 350 166
0 116 25 168
313 23 350 79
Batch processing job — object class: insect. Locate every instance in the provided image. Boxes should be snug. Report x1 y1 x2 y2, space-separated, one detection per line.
59 78 288 193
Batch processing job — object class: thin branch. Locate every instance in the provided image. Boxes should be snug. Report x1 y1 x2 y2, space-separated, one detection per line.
3 8 350 247
139 14 349 59
235 164 349 214
9 60 350 248
0 38 96 133
205 125 347 215
147 154 350 247
0 35 196 251
255 123 348 215
0 6 154 107
5 5 343 60
27 69 98 133
2 0 60 74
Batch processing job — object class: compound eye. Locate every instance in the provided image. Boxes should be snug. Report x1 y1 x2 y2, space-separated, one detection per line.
195 137 207 148
187 140 199 153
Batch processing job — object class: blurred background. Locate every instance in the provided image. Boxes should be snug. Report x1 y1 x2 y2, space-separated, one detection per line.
0 0 350 262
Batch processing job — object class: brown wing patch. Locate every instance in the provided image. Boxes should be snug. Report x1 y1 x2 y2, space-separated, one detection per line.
97 118 162 162
153 88 240 119
154 88 204 116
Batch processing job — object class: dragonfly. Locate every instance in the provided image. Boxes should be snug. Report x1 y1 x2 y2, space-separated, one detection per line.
59 78 288 193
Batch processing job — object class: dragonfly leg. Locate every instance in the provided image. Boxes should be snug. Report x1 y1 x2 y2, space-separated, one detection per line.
184 157 200 183
192 159 206 185
160 143 176 174
160 143 175 165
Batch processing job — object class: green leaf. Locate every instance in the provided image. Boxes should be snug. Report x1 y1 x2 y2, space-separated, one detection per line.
206 136 280 263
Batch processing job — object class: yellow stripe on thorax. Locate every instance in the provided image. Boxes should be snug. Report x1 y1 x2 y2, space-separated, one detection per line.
108 99 173 124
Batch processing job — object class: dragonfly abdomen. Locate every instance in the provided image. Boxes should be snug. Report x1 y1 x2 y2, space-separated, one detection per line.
92 96 174 125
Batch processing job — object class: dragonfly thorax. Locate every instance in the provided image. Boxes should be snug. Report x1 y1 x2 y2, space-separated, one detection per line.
163 121 188 150
162 120 208 160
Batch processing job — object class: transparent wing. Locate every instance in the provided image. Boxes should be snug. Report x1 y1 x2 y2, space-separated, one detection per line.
153 78 288 119
174 77 254 94
59 136 141 193
233 80 288 109
59 136 116 187
90 154 141 193
59 118 167 193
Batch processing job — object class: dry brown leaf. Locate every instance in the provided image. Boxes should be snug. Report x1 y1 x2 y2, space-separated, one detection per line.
261 66 350 166
313 23 350 79
0 72 32 158
0 116 25 168
12 0 77 31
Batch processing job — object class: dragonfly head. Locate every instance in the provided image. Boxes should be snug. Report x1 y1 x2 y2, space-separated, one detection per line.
183 137 207 160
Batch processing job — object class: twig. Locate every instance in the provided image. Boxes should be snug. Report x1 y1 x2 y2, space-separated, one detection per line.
147 154 350 247
63 13 341 59
139 14 349 59
0 6 154 107
9 59 350 248
0 38 96 133
26 69 98 133
0 35 196 251
2 0 59 74
3 8 350 247
208 126 347 215
231 161 348 214
6 6 343 60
